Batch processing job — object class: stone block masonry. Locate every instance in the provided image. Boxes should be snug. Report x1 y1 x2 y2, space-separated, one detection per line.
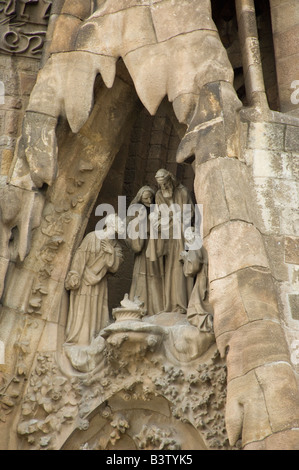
243 110 299 378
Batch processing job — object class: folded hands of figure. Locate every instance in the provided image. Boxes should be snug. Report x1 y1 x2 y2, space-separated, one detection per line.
65 271 81 290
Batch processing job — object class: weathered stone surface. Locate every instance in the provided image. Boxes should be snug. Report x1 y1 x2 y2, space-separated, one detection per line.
288 294 299 320
225 321 290 382
285 236 299 265
255 179 299 233
225 370 272 447
151 0 217 43
210 274 249 345
124 31 234 116
252 149 294 180
49 14 82 53
273 25 299 60
1 149 13 176
172 93 199 128
194 157 258 234
176 80 241 163
210 267 280 345
76 7 156 58
237 267 280 318
244 429 299 450
263 235 289 282
271 2 299 114
248 122 285 151
26 56 66 118
205 221 269 282
19 73 37 97
285 125 299 152
272 179 299 210
276 56 299 90
28 51 117 133
61 0 92 20
194 160 230 238
90 0 153 17
270 1 299 34
0 257 9 301
49 0 65 15
18 112 58 188
255 362 299 433
7 142 34 191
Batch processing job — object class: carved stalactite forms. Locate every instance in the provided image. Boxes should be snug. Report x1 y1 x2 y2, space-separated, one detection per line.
11 0 239 193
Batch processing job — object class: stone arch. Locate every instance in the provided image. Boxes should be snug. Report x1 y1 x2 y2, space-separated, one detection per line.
60 392 208 451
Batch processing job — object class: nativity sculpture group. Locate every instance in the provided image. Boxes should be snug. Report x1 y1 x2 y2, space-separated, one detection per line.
63 169 214 371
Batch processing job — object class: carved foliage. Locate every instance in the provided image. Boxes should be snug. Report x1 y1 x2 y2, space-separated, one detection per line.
154 358 229 449
0 315 38 427
135 425 181 451
16 347 238 450
17 353 79 448
27 159 93 316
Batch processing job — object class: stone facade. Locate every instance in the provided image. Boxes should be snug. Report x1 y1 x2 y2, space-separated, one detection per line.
0 0 298 451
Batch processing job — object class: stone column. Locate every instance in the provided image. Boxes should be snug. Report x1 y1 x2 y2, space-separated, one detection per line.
269 0 299 115
194 152 299 449
235 0 269 110
191 55 299 450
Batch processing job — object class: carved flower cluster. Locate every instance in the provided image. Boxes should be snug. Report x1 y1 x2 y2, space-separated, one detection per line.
16 344 237 450
135 425 181 451
153 351 232 450
17 354 79 449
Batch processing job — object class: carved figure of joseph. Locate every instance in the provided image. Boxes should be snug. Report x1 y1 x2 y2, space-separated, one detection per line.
149 169 194 314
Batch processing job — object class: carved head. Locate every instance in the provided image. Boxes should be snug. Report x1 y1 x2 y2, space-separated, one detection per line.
155 169 176 199
104 213 125 237
131 186 155 208
141 189 154 208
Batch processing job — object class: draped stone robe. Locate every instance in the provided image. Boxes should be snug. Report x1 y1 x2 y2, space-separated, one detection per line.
65 232 123 345
148 184 195 314
182 247 213 332
128 219 164 316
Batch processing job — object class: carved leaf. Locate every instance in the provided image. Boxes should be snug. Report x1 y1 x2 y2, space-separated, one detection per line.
29 297 42 309
62 405 77 421
15 341 31 354
39 436 51 447
79 161 93 172
1 395 14 407
17 363 28 376
35 285 48 296
42 401 53 414
53 376 67 387
64 393 77 407
21 402 34 416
